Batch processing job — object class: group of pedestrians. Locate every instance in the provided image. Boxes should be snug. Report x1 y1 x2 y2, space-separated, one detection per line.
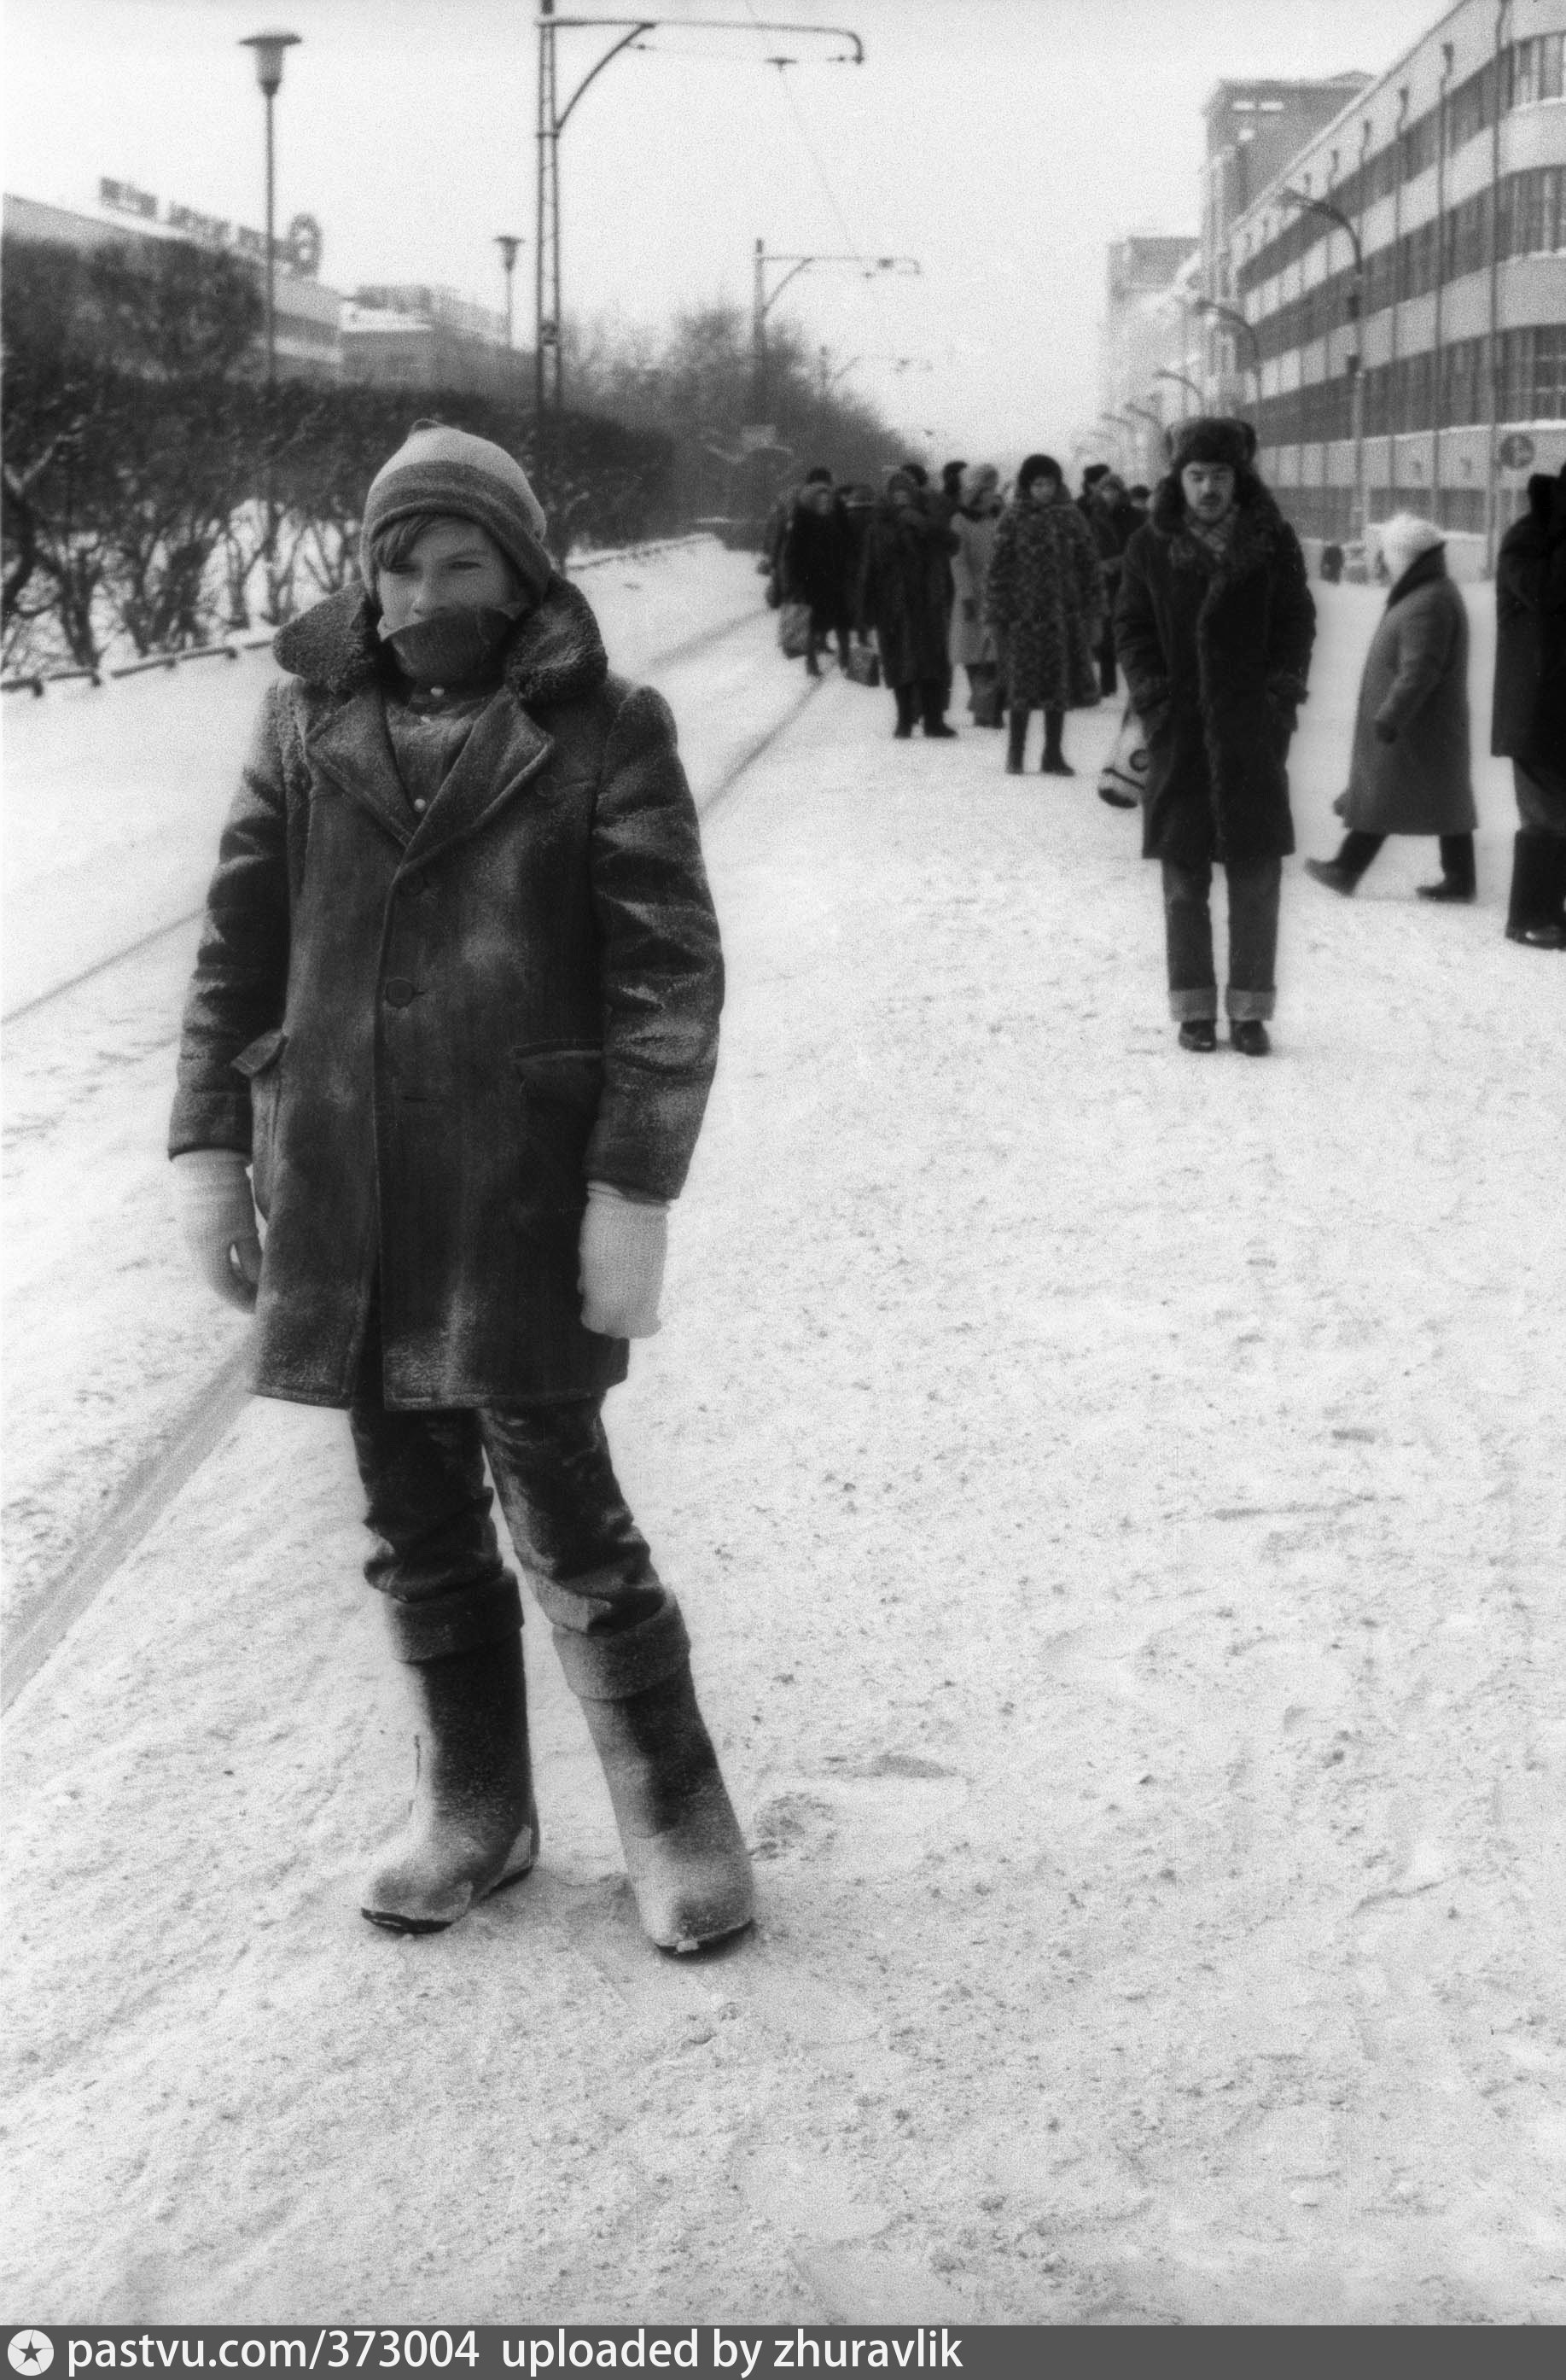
771 422 1566 1049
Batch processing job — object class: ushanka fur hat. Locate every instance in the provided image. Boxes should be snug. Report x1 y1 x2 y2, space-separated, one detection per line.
1166 416 1259 473
360 422 553 604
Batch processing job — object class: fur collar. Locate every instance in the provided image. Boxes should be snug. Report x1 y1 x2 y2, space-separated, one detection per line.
1149 473 1291 577
272 575 608 709
1386 544 1447 606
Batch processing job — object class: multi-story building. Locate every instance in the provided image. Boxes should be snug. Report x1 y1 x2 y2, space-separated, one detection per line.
1225 0 1566 561
1098 236 1200 479
3 187 345 382
341 284 528 399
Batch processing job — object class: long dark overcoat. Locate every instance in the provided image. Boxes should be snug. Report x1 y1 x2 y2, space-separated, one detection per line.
1340 546 1476 837
982 489 1103 712
781 500 854 633
855 499 958 687
1114 479 1316 868
169 578 723 1411
1491 470 1566 766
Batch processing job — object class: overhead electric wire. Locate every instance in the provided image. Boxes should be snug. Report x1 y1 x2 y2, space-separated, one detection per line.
738 0 867 264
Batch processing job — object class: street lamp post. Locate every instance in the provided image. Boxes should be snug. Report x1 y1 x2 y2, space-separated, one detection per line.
495 235 522 350
1191 297 1261 405
1155 369 1202 419
240 29 300 621
1125 400 1166 484
1280 184 1365 546
752 242 921 416
534 5 865 437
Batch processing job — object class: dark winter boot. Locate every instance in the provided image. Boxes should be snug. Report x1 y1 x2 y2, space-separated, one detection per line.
1229 1018 1271 1056
893 685 917 739
921 681 958 738
1505 829 1566 948
1039 708 1074 775
555 1602 754 1953
1416 832 1476 902
1005 709 1029 775
362 1578 538 1934
1178 1018 1218 1052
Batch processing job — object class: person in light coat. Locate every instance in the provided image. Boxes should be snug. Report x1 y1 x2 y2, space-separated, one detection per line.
947 464 1004 723
1305 516 1478 903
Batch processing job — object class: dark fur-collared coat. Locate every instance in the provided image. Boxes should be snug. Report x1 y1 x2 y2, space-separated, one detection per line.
1491 470 1566 767
982 488 1103 711
1114 476 1316 868
1340 545 1476 837
781 499 855 633
169 577 723 1411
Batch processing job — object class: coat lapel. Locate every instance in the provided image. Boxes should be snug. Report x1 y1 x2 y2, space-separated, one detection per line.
403 693 555 866
306 692 414 850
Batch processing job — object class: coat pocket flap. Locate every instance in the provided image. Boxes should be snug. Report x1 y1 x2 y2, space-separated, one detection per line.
512 1043 604 1110
231 1027 288 1080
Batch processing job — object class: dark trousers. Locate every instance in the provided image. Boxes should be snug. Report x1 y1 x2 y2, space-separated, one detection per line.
1161 856 1283 1022
894 680 949 735
1096 621 1117 699
349 1310 664 1655
1335 829 1476 890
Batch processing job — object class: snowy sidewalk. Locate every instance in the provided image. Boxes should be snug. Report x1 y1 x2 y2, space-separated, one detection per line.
4 613 1565 2324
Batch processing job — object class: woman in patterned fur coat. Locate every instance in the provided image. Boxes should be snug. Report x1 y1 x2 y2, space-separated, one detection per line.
983 453 1103 776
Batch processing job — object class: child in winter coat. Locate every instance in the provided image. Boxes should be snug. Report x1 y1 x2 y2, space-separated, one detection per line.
169 423 753 1952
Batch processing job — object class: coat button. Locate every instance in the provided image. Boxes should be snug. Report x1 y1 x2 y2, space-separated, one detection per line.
411 797 428 814
384 978 416 1006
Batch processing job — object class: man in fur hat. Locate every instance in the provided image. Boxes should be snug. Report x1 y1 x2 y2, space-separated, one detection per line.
1114 417 1316 1055
169 423 753 1954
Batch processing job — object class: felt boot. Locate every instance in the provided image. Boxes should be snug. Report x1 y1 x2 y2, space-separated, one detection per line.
556 1602 753 1953
361 1578 538 1934
893 684 917 739
1005 709 1029 774
1505 829 1566 948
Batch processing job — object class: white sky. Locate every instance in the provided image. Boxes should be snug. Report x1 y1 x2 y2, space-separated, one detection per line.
5 0 1446 459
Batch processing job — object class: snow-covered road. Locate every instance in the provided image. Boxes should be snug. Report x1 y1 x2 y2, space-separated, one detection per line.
3 547 1564 2323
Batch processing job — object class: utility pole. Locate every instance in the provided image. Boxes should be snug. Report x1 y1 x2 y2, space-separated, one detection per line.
751 242 921 417
535 12 865 452
1281 184 1365 546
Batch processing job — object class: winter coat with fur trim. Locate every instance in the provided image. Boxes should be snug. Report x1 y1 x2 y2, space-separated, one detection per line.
1340 545 1476 837
1114 479 1315 867
856 497 959 687
982 488 1103 712
168 577 723 1411
1491 471 1566 765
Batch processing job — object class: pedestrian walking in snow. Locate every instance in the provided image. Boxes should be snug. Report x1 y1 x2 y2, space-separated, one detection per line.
1115 417 1315 1055
985 453 1103 776
169 423 753 1954
780 472 855 678
1304 516 1478 906
857 468 961 738
948 464 1005 725
1492 465 1566 950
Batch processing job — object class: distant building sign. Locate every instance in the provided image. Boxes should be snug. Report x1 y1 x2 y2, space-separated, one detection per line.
96 176 322 277
1498 432 1536 470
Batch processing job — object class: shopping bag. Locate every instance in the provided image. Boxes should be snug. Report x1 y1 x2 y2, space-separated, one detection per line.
777 601 812 658
969 676 1004 727
1097 703 1149 809
844 639 881 687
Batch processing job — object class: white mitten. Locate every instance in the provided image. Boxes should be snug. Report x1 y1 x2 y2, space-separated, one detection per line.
579 1181 668 1339
172 1147 262 1310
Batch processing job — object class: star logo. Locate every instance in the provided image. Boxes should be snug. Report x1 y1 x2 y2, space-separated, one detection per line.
8 2338 53 2377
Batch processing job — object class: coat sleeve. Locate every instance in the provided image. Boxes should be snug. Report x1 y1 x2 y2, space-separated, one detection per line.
1071 508 1104 629
585 683 724 1202
1265 525 1317 710
1373 587 1454 737
1113 531 1171 724
168 685 293 1158
984 510 1016 633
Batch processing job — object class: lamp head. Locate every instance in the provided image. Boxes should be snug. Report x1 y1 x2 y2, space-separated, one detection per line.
241 31 300 96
